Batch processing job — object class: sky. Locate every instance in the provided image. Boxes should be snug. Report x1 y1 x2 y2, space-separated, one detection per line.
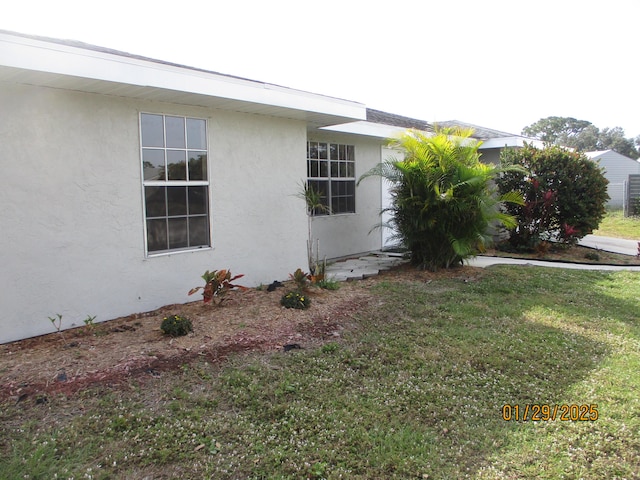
3 0 639 138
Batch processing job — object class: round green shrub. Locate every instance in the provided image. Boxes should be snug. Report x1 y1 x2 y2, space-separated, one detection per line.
280 291 311 310
497 144 609 249
160 314 193 337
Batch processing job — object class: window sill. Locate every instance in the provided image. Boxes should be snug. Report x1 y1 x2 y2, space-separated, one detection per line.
145 245 212 258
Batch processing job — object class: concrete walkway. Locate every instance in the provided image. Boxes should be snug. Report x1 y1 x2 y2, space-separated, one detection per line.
579 234 639 256
326 236 640 281
470 234 640 271
325 252 409 281
466 256 640 271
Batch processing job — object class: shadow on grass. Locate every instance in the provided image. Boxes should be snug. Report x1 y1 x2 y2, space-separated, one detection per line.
348 265 638 478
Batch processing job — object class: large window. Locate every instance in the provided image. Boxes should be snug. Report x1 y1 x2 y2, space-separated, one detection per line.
140 113 210 254
307 141 355 215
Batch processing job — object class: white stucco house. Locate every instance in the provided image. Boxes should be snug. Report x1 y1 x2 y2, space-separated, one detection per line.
0 30 532 343
585 150 640 208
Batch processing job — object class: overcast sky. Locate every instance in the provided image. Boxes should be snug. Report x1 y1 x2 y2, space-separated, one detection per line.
3 0 639 138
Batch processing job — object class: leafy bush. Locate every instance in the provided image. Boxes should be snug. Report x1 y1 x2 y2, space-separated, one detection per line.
289 268 311 291
188 269 247 305
359 128 523 270
280 291 311 310
161 314 193 337
497 144 609 249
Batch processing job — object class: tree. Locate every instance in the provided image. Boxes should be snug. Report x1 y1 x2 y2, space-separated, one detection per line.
598 127 639 159
358 128 523 271
496 144 609 250
522 116 639 159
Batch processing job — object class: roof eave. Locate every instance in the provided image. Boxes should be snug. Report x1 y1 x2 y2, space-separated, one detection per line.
0 30 365 126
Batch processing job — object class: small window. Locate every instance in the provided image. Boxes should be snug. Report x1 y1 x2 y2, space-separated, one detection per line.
307 141 355 215
140 113 210 254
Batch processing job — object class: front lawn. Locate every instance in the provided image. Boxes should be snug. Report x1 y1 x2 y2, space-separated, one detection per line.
2 266 639 479
593 209 640 240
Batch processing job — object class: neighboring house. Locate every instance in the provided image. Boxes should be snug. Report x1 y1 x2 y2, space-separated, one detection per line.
585 150 640 208
0 30 531 343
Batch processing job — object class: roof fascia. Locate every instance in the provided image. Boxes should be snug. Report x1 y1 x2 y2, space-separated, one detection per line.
0 31 365 122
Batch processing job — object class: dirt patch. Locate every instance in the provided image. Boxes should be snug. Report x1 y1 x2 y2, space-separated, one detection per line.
0 278 384 402
486 244 640 266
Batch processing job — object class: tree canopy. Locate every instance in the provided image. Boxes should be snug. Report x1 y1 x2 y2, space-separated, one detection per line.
522 116 640 159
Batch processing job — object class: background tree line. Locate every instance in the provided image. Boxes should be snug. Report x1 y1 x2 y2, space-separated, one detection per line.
522 116 640 159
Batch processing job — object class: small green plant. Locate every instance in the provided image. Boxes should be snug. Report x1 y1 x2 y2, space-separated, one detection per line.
83 314 97 332
321 342 340 353
48 313 68 344
289 268 311 291
316 278 340 290
280 291 311 310
160 314 193 337
188 269 247 305
48 313 63 332
584 251 601 261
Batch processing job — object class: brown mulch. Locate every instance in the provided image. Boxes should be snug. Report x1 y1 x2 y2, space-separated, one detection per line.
0 277 384 402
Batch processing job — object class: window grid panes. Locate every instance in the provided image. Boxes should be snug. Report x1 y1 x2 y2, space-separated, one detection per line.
141 113 210 254
307 142 355 215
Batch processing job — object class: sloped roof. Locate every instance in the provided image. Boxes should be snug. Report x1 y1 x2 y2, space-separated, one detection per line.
585 150 612 159
435 120 521 140
362 110 541 148
586 150 640 163
366 109 433 132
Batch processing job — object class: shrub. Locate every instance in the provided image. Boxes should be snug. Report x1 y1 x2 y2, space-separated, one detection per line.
632 197 640 217
188 269 247 305
358 128 523 270
497 144 609 250
161 314 193 337
584 251 601 261
289 268 311 291
280 291 311 310
316 278 340 290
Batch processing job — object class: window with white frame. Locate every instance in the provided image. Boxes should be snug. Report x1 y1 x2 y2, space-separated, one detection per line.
140 113 210 254
307 141 355 215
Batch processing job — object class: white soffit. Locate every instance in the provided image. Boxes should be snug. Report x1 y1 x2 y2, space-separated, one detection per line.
321 121 418 138
0 31 366 126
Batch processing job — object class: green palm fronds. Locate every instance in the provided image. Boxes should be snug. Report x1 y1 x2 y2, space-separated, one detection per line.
360 128 524 270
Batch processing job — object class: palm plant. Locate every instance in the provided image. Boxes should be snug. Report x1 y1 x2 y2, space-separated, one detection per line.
359 128 523 270
296 181 329 279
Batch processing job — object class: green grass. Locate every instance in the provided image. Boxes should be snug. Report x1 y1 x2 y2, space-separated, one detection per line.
593 209 640 239
2 267 640 479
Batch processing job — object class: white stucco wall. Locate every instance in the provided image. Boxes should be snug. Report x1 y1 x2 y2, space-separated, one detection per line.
306 133 385 260
0 83 308 343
